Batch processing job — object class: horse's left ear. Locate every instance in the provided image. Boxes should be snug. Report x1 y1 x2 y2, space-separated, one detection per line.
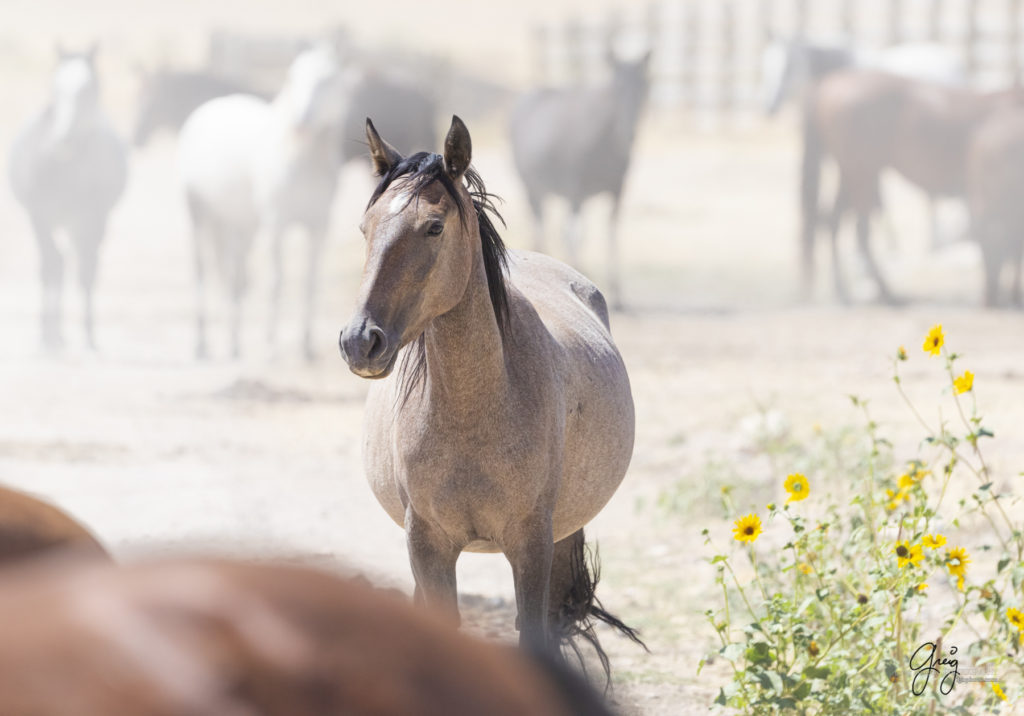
443 115 471 181
366 118 403 177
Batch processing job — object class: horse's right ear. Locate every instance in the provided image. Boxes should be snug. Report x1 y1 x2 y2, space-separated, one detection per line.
366 118 402 177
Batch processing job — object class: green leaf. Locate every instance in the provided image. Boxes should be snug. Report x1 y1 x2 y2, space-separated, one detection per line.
803 665 831 679
978 427 994 438
714 688 727 706
793 681 812 700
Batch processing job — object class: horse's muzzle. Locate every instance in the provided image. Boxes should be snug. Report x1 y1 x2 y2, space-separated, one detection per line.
338 319 398 379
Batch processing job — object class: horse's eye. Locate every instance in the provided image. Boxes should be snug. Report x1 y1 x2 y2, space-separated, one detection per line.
426 221 444 237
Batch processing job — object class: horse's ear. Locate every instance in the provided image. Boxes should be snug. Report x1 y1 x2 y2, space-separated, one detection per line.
365 118 402 177
443 115 471 181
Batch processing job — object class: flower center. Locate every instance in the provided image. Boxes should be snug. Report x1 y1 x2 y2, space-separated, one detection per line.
896 546 909 557
744 526 754 535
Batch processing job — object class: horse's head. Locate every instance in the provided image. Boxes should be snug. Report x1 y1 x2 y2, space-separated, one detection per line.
47 44 100 147
339 116 487 379
278 43 345 132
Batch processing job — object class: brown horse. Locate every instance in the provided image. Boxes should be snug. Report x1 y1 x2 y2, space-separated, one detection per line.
802 69 1024 302
0 558 613 715
968 108 1024 307
338 116 643 673
0 485 107 563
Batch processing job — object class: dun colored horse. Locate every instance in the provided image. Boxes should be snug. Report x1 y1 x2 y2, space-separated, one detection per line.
968 108 1024 307
0 485 107 563
178 44 346 359
8 45 128 351
0 558 613 715
803 69 1023 302
338 116 643 673
509 50 650 309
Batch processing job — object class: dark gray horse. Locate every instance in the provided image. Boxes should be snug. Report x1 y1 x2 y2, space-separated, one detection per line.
133 69 271 146
8 46 127 351
510 51 650 309
337 70 437 165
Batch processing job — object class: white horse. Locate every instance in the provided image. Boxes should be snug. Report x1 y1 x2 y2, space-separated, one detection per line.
8 45 127 351
177 44 346 360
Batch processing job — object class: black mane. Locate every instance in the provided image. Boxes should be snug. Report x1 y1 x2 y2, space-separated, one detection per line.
367 152 510 401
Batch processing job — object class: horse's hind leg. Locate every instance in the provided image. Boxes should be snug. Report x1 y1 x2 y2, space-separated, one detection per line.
266 222 284 349
32 216 64 352
71 217 104 350
405 509 461 624
1010 236 1023 308
227 240 249 360
504 512 554 650
855 208 897 304
827 179 850 304
186 194 210 359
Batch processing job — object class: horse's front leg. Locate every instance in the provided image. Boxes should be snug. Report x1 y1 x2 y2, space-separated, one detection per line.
405 508 461 625
302 223 327 362
505 511 554 650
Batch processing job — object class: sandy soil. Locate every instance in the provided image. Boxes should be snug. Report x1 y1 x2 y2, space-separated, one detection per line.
2 3 1024 713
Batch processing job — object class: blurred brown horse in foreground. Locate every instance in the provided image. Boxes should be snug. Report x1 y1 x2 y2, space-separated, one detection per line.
802 69 1024 303
0 485 107 563
968 108 1024 307
0 558 613 716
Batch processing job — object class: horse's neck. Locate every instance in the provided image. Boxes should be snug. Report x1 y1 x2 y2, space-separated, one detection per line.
421 238 507 411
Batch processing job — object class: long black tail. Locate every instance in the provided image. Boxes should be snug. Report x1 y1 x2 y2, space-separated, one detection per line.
551 530 648 685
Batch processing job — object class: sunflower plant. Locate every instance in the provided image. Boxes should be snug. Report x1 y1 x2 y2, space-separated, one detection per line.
700 326 1024 714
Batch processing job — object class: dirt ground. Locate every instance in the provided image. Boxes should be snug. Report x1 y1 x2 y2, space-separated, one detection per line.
2 3 1024 714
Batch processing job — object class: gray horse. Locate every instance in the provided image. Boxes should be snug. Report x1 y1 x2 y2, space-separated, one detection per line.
339 116 644 675
337 70 437 165
8 46 127 351
509 51 650 309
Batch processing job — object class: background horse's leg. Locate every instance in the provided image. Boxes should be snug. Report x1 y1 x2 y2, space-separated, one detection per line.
607 194 623 311
405 510 461 624
227 233 249 360
302 224 327 362
1011 239 1023 308
799 109 823 301
266 222 285 350
32 216 64 352
187 195 210 359
505 515 554 650
72 216 104 351
827 178 850 304
855 207 896 304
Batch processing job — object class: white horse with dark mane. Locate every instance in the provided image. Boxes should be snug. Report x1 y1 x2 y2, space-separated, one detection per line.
178 44 346 360
8 45 127 351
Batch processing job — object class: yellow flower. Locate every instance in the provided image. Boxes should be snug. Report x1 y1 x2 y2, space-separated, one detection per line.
992 682 1007 701
766 502 776 511
898 473 915 490
922 534 946 549
886 488 911 511
897 345 908 361
733 513 762 544
1008 607 1024 631
957 576 965 591
923 324 944 356
916 583 928 592
946 546 970 578
798 563 813 575
953 370 974 394
912 466 931 482
807 640 820 657
894 541 924 569
784 473 810 503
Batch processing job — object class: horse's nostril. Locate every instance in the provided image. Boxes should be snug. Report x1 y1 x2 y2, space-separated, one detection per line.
367 327 387 361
